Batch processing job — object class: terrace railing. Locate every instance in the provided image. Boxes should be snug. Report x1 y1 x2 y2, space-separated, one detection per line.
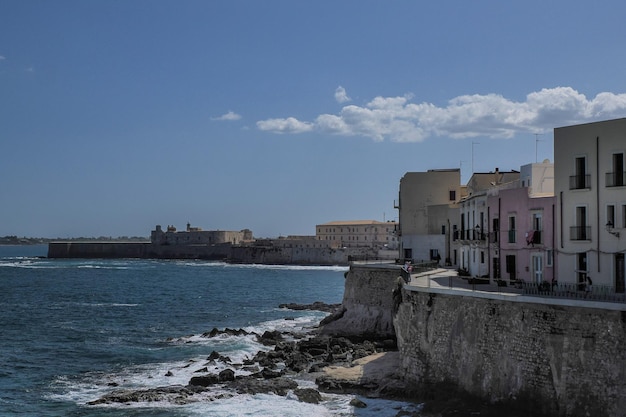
522 281 626 303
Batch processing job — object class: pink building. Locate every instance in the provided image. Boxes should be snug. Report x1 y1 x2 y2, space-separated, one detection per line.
487 162 555 285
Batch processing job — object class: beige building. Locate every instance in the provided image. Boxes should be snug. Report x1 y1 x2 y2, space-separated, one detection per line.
316 220 398 249
554 118 626 291
396 169 464 264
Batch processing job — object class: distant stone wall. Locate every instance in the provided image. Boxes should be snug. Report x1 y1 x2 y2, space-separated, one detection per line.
47 242 381 265
47 242 149 258
394 289 626 417
229 246 375 266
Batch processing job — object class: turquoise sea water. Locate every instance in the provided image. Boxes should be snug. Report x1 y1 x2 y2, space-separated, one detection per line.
0 245 420 417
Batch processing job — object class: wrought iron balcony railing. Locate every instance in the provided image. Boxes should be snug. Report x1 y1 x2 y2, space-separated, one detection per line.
569 174 591 190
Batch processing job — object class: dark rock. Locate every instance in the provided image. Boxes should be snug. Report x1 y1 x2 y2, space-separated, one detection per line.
207 351 221 361
88 385 203 405
202 327 251 338
219 368 235 382
350 398 367 408
188 374 219 387
279 301 342 313
294 388 323 404
261 368 282 379
258 330 283 345
285 351 311 372
164 371 174 377
194 367 208 373
229 376 297 396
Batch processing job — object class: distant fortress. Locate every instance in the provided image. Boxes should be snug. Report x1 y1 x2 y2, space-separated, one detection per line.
48 221 398 265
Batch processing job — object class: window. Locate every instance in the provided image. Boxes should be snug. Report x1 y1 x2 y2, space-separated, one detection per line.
441 225 446 235
449 190 456 201
508 216 516 243
607 205 616 228
571 156 590 189
492 218 499 243
607 153 625 187
546 249 553 267
480 251 485 264
571 206 589 240
531 212 542 244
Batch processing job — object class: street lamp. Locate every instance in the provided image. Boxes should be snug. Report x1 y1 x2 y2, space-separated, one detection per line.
606 221 620 238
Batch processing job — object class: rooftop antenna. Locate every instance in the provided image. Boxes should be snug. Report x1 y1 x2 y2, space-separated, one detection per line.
534 133 544 163
471 142 480 173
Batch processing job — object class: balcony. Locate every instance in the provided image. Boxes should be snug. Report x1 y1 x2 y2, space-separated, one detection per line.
526 230 541 245
606 171 626 187
462 229 486 241
570 226 591 241
508 230 516 243
569 174 591 190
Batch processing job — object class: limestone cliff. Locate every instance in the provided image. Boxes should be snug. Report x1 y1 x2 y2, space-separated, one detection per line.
320 264 400 341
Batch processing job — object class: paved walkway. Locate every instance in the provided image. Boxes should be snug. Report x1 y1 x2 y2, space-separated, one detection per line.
404 267 626 311
407 267 520 293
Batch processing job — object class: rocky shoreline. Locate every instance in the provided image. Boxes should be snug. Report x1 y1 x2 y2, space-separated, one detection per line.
86 301 543 417
88 301 411 411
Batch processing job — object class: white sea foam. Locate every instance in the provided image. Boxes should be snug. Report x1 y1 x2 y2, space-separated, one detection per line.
171 260 349 272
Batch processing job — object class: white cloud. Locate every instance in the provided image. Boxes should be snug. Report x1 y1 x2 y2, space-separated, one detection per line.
334 86 351 103
256 87 626 142
256 117 314 134
212 111 242 121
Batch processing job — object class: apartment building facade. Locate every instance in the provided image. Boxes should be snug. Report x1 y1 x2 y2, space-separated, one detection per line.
457 169 520 277
554 118 626 291
487 161 555 284
396 169 463 265
315 220 398 249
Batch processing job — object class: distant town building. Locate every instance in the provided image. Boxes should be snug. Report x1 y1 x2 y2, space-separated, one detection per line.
151 223 253 245
259 235 329 249
554 118 626 291
315 220 398 249
396 169 464 265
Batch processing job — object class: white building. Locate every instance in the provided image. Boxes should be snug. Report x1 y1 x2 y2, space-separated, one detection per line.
554 118 626 291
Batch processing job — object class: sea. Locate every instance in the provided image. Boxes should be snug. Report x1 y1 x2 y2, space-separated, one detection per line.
0 245 422 417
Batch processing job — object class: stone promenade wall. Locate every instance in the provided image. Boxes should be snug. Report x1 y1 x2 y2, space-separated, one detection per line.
394 288 626 417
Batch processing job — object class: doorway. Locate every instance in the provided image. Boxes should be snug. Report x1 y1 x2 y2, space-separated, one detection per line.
616 254 625 293
532 254 543 283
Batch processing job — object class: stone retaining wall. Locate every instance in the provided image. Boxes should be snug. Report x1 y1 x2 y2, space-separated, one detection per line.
394 288 626 417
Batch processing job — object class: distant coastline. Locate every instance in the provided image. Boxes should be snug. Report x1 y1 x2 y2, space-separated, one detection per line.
0 236 149 245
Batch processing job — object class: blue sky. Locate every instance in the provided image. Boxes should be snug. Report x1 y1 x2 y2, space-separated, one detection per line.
2 1 626 238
